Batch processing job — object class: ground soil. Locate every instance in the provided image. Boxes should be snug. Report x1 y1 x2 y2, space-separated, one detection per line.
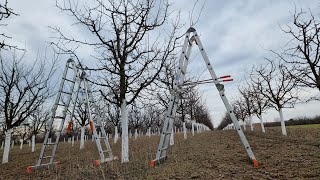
0 127 320 179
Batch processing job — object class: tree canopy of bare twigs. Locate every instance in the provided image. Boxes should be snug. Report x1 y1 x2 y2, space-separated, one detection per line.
0 0 19 50
250 59 298 135
0 52 55 131
276 9 320 100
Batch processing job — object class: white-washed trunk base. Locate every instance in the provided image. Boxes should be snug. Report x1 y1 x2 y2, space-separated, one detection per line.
114 126 118 144
2 129 12 163
183 122 187 139
260 116 266 133
279 108 287 136
32 135 35 152
170 128 174 146
121 100 129 163
20 139 23 149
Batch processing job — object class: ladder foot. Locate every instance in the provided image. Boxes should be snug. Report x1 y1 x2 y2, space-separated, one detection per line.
26 166 33 173
94 160 101 167
252 159 260 167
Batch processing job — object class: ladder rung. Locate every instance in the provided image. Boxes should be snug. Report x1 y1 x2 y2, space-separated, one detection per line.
163 131 171 134
99 137 107 139
63 78 75 83
57 103 67 107
54 116 65 119
42 156 53 159
161 147 168 151
103 150 110 153
60 91 72 95
47 143 57 145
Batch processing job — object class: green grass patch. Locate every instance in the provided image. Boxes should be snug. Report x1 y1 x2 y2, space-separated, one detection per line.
287 124 320 128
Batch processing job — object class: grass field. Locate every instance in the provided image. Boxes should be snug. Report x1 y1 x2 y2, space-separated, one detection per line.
287 124 320 128
1 127 320 179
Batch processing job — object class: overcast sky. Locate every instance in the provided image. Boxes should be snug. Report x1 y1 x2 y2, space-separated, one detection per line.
3 0 320 127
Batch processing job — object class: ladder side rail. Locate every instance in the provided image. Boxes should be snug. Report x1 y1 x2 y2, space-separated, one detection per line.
160 42 193 158
83 79 106 162
85 79 114 160
36 59 74 166
193 31 257 162
49 69 81 164
155 35 193 161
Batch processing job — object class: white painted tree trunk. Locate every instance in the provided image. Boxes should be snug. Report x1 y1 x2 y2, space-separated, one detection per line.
11 140 14 149
1 142 3 150
92 135 94 142
243 121 246 131
64 138 65 143
28 140 31 147
183 122 187 139
31 135 36 152
32 135 35 152
250 116 254 131
2 129 12 163
148 127 151 138
134 129 138 140
279 108 287 136
114 125 118 144
170 128 174 145
259 115 266 133
191 122 195 136
121 99 129 163
72 136 74 147
80 126 85 149
76 136 78 141
20 139 23 149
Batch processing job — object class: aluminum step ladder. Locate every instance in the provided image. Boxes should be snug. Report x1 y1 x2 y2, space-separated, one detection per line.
27 59 115 172
150 27 259 167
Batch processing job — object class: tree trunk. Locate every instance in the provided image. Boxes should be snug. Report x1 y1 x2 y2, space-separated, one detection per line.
31 135 35 152
148 127 151 138
20 139 23 149
250 116 254 131
243 121 246 131
191 121 195 136
72 136 74 147
2 129 12 163
259 115 266 133
183 122 187 139
121 99 129 163
80 126 85 149
170 128 174 146
279 108 287 136
134 129 138 140
114 125 118 143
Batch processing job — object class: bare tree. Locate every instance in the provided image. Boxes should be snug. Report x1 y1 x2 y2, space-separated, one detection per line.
276 9 320 100
238 87 255 131
233 98 249 131
52 0 181 162
0 0 19 50
248 83 269 133
250 59 298 136
28 106 50 139
0 51 55 163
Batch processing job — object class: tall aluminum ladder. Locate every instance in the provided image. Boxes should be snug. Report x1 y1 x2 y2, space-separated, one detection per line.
27 59 115 172
150 27 259 167
81 73 117 166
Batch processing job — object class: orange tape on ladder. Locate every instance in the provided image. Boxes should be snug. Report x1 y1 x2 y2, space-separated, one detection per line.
67 122 72 134
89 120 93 132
